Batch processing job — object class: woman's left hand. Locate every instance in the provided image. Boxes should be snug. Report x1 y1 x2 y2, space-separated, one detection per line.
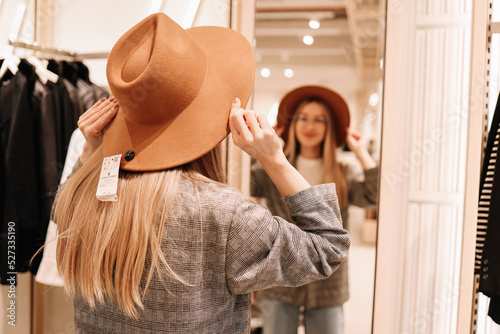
77 97 119 163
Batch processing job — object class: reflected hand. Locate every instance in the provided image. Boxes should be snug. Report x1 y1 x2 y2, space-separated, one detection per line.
345 128 366 155
346 128 377 169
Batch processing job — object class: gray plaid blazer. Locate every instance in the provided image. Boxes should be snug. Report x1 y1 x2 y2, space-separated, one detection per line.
73 177 350 333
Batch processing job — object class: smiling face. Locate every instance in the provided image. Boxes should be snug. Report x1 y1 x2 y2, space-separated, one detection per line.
294 101 329 153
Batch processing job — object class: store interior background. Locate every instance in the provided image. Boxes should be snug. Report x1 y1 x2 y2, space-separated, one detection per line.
1 0 499 333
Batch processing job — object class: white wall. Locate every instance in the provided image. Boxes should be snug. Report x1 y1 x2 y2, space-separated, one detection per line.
46 0 231 86
374 0 473 333
0 0 35 57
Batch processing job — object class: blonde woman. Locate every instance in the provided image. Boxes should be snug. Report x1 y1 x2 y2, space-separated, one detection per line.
51 14 350 334
251 86 378 334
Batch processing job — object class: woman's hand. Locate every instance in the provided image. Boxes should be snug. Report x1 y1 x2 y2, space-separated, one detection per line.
345 128 376 170
77 97 119 164
229 98 310 197
229 98 285 165
345 128 365 154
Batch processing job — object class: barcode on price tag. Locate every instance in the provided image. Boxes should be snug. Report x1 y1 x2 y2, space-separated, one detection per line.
96 154 122 202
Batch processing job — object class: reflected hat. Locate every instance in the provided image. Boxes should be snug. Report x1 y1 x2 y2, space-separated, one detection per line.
103 13 255 171
277 85 350 147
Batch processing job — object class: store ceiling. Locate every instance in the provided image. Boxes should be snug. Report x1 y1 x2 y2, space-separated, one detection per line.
254 0 385 79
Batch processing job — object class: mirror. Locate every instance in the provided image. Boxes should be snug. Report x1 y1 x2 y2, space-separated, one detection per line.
251 0 385 332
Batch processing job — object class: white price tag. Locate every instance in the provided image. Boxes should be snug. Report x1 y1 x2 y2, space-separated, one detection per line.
96 154 122 202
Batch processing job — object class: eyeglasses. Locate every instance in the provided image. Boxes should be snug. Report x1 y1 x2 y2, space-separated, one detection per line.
295 115 327 125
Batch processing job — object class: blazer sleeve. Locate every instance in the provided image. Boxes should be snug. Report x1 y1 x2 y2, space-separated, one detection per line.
347 166 379 208
225 183 350 295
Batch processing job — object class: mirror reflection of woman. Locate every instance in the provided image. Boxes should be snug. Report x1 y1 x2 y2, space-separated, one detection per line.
251 86 379 334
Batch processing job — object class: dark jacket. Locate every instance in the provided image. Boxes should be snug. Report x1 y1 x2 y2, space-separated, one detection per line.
0 62 41 282
478 92 500 323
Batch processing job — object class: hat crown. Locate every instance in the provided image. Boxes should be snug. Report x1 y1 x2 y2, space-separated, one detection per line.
107 13 207 125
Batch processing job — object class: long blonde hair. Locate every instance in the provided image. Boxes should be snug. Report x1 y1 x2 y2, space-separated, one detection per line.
283 98 347 208
53 144 224 318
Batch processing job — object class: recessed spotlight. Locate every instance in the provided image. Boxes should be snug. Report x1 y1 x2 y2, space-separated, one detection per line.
303 35 314 45
369 93 379 106
309 20 320 29
284 68 294 78
260 68 271 78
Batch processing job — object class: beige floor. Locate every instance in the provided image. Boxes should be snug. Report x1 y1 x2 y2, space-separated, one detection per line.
344 244 376 334
344 207 377 334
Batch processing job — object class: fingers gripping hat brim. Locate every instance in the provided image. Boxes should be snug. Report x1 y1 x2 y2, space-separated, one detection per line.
103 14 255 171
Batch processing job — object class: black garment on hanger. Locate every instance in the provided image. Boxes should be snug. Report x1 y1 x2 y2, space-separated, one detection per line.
0 56 107 284
0 61 41 283
75 61 90 82
30 79 58 272
478 91 500 324
47 60 84 171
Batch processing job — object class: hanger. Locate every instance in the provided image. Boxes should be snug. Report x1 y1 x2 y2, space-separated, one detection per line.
25 55 58 84
0 53 20 80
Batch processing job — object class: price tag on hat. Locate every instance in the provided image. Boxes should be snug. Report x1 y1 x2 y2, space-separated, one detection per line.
96 154 122 202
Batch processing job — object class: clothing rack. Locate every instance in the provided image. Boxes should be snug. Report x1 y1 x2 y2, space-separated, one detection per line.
8 39 110 59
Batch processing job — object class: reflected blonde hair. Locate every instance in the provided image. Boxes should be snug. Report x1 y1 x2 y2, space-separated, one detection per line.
283 98 347 209
53 144 224 318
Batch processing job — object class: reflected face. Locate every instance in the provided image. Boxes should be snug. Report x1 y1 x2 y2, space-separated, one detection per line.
294 101 328 151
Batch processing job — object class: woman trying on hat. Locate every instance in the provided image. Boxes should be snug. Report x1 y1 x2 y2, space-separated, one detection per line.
251 86 378 334
50 14 350 334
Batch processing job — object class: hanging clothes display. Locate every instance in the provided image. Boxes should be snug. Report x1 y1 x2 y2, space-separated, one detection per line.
477 91 500 324
0 60 40 284
0 57 108 285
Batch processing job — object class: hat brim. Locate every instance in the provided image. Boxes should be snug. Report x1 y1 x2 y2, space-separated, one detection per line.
277 85 350 147
103 26 255 171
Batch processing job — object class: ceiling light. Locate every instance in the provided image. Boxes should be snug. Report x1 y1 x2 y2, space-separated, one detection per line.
369 93 379 106
303 35 314 45
284 68 294 78
260 68 271 78
309 20 320 29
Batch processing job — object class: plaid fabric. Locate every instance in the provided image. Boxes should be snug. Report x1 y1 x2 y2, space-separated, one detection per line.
251 161 378 308
73 178 349 333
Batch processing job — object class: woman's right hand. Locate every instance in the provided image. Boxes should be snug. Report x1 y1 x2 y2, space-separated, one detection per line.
229 98 285 165
229 98 310 197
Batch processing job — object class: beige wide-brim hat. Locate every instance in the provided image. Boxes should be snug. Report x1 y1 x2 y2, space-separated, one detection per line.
276 85 350 147
103 13 255 171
